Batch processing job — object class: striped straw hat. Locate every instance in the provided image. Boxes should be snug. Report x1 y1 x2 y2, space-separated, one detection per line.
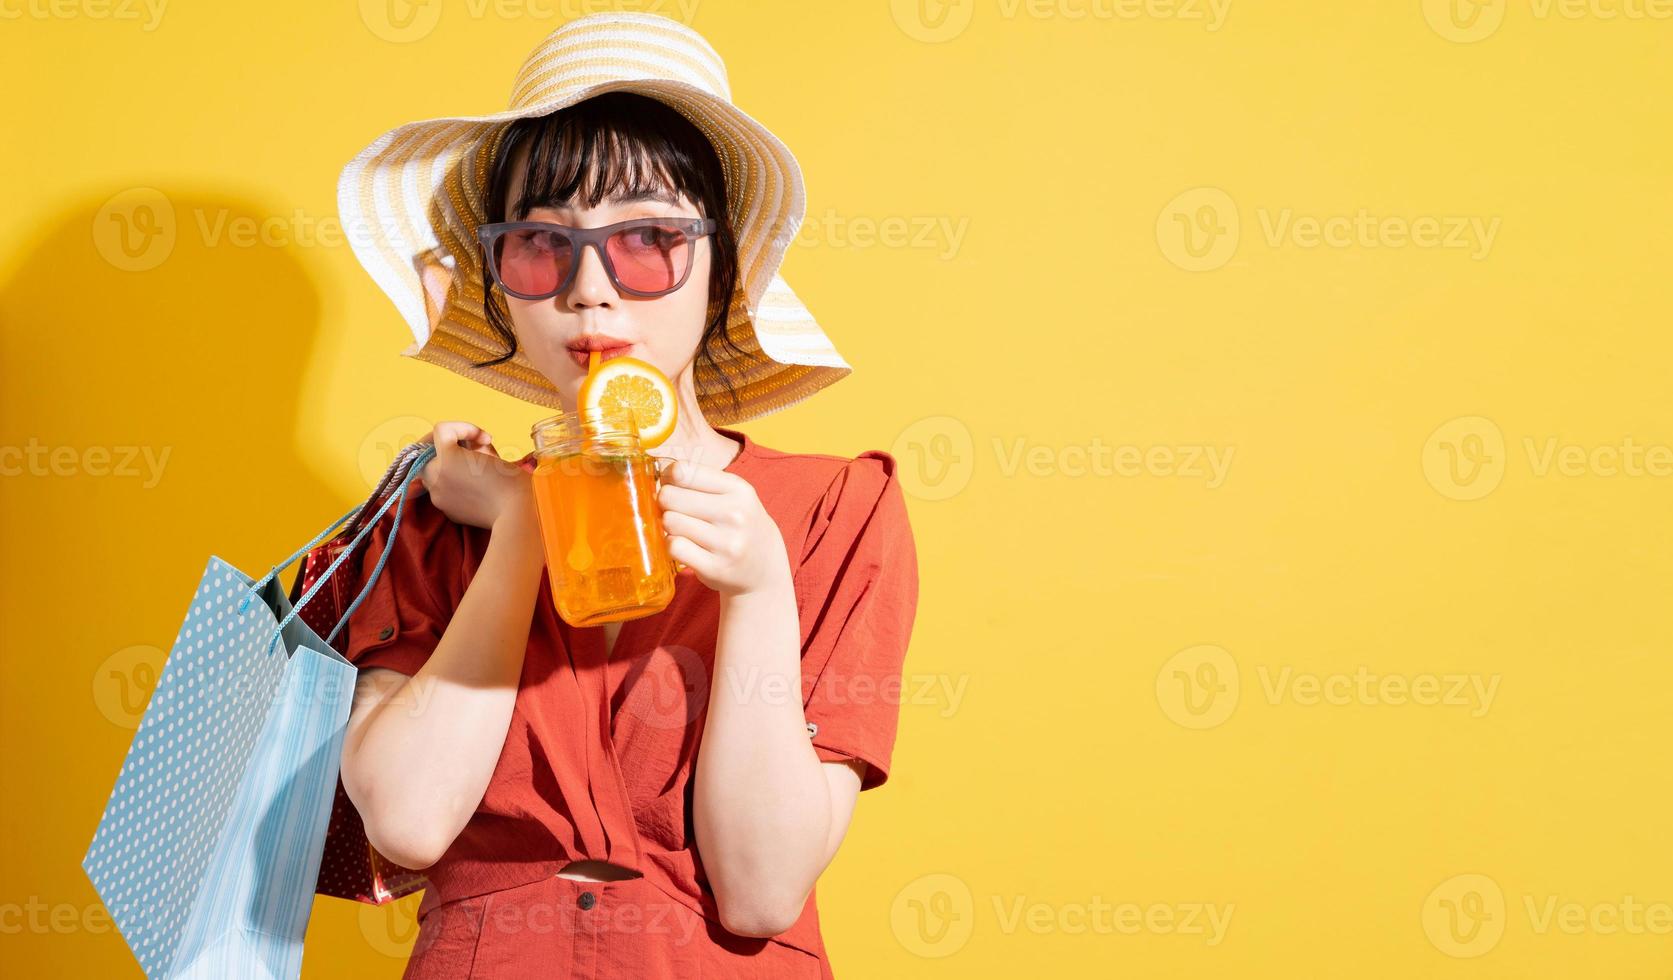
336 11 850 424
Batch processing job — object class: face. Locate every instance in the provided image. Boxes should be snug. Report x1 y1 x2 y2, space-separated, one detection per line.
499 140 712 408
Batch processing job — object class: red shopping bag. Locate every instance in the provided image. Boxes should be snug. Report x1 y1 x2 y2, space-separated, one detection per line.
290 443 431 905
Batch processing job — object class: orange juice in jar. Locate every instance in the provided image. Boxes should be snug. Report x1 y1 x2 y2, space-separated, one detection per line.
530 405 678 627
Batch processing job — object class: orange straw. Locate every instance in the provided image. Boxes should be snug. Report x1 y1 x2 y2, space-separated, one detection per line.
567 349 604 573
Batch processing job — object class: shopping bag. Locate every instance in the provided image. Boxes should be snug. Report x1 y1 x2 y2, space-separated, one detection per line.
81 443 436 978
293 439 432 906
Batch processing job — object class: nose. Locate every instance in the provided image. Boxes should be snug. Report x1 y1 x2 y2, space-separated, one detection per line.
565 240 618 311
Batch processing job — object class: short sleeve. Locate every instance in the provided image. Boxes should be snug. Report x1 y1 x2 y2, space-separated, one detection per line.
339 490 463 677
795 451 920 791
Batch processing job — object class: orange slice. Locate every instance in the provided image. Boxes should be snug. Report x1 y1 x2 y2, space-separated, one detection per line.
579 355 678 449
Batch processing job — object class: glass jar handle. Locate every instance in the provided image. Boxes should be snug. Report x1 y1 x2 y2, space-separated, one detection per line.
652 456 688 574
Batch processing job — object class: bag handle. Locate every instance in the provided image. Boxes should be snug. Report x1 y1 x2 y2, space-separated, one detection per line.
241 443 438 653
320 442 440 645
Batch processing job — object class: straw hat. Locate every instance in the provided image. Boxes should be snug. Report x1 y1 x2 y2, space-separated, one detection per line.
336 11 851 424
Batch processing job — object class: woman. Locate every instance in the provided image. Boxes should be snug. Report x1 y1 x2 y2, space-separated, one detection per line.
333 13 919 978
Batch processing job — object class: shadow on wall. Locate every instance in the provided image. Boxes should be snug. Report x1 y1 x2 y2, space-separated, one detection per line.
0 190 361 980
0 188 351 584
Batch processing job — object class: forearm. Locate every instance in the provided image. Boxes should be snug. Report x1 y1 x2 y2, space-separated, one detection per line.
343 511 546 866
693 572 831 935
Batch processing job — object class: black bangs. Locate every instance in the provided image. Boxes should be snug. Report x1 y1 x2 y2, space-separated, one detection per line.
490 91 723 220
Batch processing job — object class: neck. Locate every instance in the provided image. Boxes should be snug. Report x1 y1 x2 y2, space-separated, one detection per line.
653 361 740 470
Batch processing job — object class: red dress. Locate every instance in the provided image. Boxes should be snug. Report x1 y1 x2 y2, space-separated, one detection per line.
341 425 919 978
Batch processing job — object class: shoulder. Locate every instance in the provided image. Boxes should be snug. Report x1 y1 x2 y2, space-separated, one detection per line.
811 451 903 526
747 446 912 574
743 436 905 524
353 488 473 595
736 436 857 487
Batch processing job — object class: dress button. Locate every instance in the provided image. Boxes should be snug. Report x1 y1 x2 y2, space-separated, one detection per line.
377 626 394 640
578 891 596 910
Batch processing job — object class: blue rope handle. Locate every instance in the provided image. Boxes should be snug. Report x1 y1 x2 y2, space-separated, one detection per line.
240 443 437 653
319 443 438 646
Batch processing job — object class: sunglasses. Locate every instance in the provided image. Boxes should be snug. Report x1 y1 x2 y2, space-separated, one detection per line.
477 217 718 300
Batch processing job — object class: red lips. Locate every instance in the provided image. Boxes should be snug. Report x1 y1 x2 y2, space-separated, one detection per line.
566 344 633 367
566 334 635 367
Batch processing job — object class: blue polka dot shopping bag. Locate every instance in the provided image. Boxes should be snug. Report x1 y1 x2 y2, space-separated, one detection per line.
80 443 436 978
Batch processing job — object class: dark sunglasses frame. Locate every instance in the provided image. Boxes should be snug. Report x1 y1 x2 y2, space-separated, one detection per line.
476 216 718 300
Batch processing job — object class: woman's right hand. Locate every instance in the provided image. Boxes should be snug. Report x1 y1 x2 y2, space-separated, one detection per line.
413 421 535 532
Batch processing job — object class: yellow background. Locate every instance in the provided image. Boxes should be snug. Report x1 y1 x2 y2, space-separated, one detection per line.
3 1 1670 976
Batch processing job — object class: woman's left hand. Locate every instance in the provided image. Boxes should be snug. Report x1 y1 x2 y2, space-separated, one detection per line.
656 459 791 598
